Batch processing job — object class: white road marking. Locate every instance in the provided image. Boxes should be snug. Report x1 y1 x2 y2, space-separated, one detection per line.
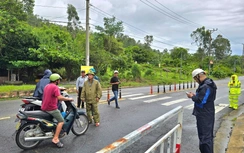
0 117 11 121
129 95 156 100
122 93 144 98
184 104 194 109
144 97 171 103
184 103 229 114
162 99 188 106
215 104 229 113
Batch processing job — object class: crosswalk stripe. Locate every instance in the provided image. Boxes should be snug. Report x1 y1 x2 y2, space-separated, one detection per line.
184 104 194 109
215 104 229 113
129 95 156 100
144 97 171 103
162 99 188 106
184 103 229 114
123 93 144 98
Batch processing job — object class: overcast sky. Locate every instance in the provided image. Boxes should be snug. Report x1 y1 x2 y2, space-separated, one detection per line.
34 0 244 55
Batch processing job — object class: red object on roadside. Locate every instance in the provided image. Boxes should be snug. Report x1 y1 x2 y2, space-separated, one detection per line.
107 87 110 100
175 144 181 153
150 85 153 94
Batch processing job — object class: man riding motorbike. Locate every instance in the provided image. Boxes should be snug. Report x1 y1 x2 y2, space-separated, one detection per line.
41 73 73 148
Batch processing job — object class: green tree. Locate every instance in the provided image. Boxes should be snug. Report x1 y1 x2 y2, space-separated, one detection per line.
190 26 212 56
212 34 231 61
67 4 81 38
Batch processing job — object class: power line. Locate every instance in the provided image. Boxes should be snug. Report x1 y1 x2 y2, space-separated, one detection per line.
90 5 179 45
140 0 197 27
35 4 85 10
154 0 202 27
90 5 197 50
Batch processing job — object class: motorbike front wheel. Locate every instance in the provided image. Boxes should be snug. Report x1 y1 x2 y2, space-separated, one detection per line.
71 114 89 136
15 123 42 150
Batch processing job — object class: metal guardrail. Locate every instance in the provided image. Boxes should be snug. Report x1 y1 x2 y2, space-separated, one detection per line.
96 106 184 153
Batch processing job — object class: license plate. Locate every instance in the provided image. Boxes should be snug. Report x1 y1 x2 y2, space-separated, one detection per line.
15 122 21 130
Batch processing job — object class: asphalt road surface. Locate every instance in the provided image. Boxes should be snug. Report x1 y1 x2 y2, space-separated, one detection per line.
0 77 243 153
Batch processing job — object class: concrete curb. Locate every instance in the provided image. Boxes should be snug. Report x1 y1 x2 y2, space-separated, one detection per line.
214 104 244 153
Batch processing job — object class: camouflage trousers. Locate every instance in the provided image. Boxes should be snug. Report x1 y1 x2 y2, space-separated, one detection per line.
86 103 100 123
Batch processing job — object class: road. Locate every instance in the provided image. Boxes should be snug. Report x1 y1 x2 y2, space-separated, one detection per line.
0 77 243 153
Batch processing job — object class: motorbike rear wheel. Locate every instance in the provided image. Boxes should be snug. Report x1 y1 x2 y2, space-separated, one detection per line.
71 114 89 136
16 123 42 150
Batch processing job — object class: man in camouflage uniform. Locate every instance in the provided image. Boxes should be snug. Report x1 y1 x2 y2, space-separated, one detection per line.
228 74 241 110
81 70 102 127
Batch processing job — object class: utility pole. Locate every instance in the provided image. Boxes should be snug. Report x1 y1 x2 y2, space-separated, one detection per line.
208 28 218 76
180 51 182 79
242 43 244 73
85 0 90 66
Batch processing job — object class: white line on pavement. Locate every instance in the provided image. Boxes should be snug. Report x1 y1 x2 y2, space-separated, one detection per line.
122 93 144 98
0 117 11 121
144 97 171 103
184 104 194 109
215 104 229 113
129 95 156 100
162 99 188 106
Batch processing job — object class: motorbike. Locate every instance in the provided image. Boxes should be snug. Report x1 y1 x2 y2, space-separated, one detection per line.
20 87 69 111
15 102 89 150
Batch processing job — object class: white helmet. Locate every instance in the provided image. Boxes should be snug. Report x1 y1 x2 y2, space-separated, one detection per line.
192 68 205 78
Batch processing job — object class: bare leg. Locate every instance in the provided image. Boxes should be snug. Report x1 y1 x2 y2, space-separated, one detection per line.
52 122 64 143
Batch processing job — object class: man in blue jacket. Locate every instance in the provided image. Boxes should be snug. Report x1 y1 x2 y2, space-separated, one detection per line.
33 69 52 99
186 68 217 153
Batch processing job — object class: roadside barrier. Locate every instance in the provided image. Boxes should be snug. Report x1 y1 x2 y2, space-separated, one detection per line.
157 84 160 93
147 81 197 95
163 84 166 93
119 87 122 99
107 87 110 100
96 106 183 153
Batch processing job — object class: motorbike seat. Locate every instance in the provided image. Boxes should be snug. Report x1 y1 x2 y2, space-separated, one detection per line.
25 97 42 100
24 110 53 121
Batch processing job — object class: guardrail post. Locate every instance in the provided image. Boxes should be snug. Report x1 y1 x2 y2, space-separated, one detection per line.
107 87 110 100
194 81 196 88
150 85 153 94
190 81 192 88
179 82 181 90
174 83 176 91
119 87 122 99
175 105 183 153
157 84 160 93
187 81 189 89
183 82 185 90
169 84 171 92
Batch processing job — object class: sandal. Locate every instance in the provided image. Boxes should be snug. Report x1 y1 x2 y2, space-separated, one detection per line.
53 141 64 148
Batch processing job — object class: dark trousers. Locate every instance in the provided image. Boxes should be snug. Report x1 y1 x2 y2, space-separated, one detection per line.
77 87 84 108
196 113 215 153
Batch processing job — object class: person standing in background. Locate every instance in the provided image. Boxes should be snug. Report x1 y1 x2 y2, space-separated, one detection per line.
107 70 120 109
228 74 241 110
81 70 102 127
76 70 87 108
